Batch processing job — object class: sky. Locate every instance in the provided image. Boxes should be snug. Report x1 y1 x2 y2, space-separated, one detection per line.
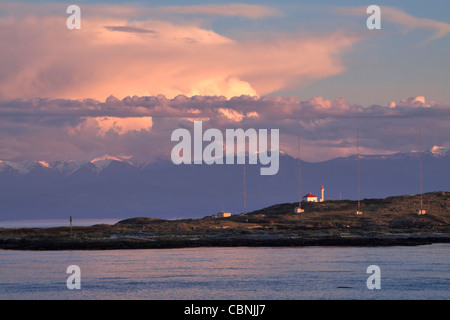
0 0 449 162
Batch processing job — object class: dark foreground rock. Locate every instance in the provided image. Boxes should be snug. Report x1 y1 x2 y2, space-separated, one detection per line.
1 234 449 251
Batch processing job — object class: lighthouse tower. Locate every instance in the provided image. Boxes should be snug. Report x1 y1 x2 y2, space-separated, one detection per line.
320 185 325 202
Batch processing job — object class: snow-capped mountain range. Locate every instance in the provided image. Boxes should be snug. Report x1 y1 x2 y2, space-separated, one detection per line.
0 147 449 176
429 146 450 157
0 147 449 221
0 154 141 175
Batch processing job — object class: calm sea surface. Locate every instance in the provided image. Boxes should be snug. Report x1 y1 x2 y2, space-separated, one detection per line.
0 218 124 228
0 244 449 300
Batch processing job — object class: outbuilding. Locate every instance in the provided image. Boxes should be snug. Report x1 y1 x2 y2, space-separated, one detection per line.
303 192 318 202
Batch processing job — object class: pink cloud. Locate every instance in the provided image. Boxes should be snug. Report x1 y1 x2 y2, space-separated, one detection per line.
0 3 359 101
390 96 432 108
338 6 450 41
81 116 154 137
1 95 449 162
157 4 282 19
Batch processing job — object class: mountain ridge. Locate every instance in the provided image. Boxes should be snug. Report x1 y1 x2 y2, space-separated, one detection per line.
1 145 449 176
0 148 449 221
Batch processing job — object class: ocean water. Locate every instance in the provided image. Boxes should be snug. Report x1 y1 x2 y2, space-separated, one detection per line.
0 244 448 300
0 218 124 229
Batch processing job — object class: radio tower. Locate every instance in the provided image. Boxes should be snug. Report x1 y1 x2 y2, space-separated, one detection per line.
418 126 426 215
243 160 246 215
356 128 363 215
295 133 304 213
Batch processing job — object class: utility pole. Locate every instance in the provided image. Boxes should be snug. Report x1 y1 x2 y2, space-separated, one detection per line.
70 216 73 237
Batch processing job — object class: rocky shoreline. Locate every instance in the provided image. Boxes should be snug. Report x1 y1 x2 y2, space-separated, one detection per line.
1 192 448 251
1 233 449 251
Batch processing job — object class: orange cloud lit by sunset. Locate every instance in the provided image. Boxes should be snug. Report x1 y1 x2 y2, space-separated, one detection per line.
0 3 359 101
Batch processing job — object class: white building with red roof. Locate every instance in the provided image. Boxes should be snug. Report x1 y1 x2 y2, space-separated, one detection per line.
303 192 318 202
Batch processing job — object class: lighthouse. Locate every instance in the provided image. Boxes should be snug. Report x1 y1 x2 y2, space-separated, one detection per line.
320 185 325 202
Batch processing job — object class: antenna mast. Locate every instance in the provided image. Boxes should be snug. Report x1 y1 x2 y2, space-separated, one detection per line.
356 128 362 215
418 126 426 215
357 128 360 211
298 134 301 209
420 126 423 211
294 132 305 213
243 160 246 215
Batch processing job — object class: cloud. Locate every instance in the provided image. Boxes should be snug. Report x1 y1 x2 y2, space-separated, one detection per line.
1 3 448 163
157 3 282 19
390 96 430 108
1 95 449 162
88 116 153 136
0 2 358 101
339 6 450 41
382 6 450 41
104 26 157 34
217 108 245 122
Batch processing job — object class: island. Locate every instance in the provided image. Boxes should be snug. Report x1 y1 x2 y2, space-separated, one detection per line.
0 192 449 250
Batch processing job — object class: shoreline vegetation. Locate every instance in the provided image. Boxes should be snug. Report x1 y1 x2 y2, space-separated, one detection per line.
1 192 449 251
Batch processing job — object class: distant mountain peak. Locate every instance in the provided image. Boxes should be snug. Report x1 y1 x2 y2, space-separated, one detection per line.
91 154 132 163
38 161 50 168
429 145 449 157
0 160 43 174
90 154 135 171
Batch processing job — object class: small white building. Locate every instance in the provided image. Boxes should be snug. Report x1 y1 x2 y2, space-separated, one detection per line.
303 192 318 202
294 207 304 213
213 212 231 218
